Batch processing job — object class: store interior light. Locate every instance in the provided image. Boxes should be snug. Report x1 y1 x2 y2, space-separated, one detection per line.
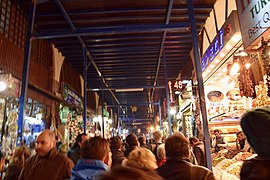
170 108 176 115
182 80 190 84
230 62 240 75
0 81 7 92
220 53 225 57
175 91 181 95
226 44 232 50
232 33 241 43
115 88 144 92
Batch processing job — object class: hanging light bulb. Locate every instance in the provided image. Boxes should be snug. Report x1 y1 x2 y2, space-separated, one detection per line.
245 62 251 69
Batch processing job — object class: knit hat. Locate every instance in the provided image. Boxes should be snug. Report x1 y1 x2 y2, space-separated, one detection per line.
240 106 270 157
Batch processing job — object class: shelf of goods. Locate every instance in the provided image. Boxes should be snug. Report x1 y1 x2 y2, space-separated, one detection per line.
212 149 256 180
209 120 241 147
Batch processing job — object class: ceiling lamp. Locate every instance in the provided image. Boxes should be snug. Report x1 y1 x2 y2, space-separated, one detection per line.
0 81 7 91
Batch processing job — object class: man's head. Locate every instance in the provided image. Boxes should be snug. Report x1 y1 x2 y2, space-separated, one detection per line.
76 133 89 148
236 131 245 142
214 129 221 138
165 133 189 158
81 136 112 167
35 129 56 157
138 136 146 146
126 134 138 147
153 131 163 143
241 107 270 157
189 136 199 146
110 136 122 150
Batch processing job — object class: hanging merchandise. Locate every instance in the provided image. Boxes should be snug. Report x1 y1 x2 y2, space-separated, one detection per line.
252 81 270 107
237 56 254 98
261 38 270 96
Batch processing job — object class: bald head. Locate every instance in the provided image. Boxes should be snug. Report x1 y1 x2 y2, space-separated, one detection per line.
36 129 56 157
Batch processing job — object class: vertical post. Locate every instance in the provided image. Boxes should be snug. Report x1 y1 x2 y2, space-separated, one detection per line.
117 105 120 136
163 49 172 136
159 100 162 129
18 1 36 145
102 90 105 138
188 0 212 170
83 47 87 134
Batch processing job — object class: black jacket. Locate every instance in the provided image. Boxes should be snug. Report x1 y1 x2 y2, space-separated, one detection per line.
157 158 215 180
240 156 270 180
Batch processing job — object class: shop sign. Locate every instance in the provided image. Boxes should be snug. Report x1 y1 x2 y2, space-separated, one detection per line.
201 29 224 71
201 11 240 72
236 0 270 49
63 84 83 107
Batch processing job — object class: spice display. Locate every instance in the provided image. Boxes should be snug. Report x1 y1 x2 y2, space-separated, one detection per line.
261 38 270 96
252 81 270 107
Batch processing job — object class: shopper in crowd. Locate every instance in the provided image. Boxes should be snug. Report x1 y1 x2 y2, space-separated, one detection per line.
72 136 111 179
138 136 151 150
19 129 72 180
156 144 166 167
211 129 228 152
125 147 158 170
240 107 270 179
110 136 127 168
124 134 138 157
189 136 206 167
236 131 251 152
29 141 36 156
70 133 89 165
0 152 5 180
99 165 164 180
151 130 164 160
157 133 215 180
4 146 30 180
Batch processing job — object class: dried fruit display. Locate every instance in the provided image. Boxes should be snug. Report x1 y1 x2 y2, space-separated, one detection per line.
261 38 270 96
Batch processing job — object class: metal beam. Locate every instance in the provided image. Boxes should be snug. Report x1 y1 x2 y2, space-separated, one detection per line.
106 103 159 107
18 1 36 144
36 7 213 17
188 0 212 170
53 0 126 115
163 49 172 136
32 23 193 39
154 0 174 89
87 85 165 91
83 47 87 134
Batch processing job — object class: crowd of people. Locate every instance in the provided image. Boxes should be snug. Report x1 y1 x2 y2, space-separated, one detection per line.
0 106 269 179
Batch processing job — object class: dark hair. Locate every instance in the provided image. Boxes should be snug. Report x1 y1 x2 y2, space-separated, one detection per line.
99 165 163 180
110 136 122 150
81 136 110 160
0 152 4 159
213 129 220 133
73 133 87 149
126 134 138 147
165 133 189 158
138 136 146 145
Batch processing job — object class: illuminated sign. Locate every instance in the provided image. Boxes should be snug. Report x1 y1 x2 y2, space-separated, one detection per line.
201 29 224 72
168 81 174 103
236 0 270 48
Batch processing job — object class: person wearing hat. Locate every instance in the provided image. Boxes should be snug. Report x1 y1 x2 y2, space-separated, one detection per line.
240 106 270 179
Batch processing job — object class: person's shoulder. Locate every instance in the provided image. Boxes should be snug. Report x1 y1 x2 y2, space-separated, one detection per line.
191 165 215 180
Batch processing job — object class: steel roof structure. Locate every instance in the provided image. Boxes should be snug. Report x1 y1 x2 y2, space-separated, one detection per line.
17 0 216 131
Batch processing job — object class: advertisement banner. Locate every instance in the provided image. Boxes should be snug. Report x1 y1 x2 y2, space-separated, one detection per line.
236 0 270 49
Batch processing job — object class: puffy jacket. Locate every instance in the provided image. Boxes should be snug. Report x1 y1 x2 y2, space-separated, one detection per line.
240 156 270 180
72 159 109 180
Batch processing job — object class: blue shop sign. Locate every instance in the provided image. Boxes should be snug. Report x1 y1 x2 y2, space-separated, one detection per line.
201 29 224 72
63 84 83 107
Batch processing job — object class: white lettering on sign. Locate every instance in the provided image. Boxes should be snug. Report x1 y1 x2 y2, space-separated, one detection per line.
236 0 270 48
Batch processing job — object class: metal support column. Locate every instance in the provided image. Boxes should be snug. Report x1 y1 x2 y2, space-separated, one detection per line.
117 106 120 136
188 0 212 170
163 49 172 136
83 47 87 134
102 90 105 138
18 1 36 145
159 100 162 129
